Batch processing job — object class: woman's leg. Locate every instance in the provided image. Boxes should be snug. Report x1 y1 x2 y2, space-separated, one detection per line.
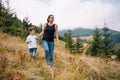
48 42 54 67
42 40 50 65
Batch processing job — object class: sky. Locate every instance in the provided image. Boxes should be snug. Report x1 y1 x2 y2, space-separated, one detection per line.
7 0 120 31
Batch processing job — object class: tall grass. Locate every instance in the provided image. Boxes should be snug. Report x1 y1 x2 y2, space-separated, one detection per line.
0 32 120 80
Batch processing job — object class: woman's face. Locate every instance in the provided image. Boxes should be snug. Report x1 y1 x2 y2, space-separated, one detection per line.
49 16 54 23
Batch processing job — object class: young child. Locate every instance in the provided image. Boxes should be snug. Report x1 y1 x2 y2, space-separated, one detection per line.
26 27 38 61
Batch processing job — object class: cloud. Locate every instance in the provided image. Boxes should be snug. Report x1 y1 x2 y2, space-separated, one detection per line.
9 0 120 31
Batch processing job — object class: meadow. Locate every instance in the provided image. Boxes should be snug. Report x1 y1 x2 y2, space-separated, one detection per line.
0 32 120 80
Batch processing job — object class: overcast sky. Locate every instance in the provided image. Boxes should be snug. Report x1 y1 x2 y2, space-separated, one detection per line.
8 0 120 31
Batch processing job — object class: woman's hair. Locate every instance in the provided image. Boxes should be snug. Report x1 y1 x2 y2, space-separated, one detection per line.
47 14 54 23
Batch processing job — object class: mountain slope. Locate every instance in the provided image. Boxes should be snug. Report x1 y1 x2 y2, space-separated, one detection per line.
0 32 120 80
59 27 120 44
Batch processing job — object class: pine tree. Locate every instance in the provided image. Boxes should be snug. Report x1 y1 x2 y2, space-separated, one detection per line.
64 30 74 52
116 49 120 60
0 0 3 28
64 30 73 48
0 0 6 29
87 27 102 56
74 35 83 53
23 17 30 31
0 0 31 38
101 27 113 57
34 23 42 33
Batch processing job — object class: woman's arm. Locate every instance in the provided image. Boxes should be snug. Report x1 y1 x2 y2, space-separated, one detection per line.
55 24 59 42
38 23 46 37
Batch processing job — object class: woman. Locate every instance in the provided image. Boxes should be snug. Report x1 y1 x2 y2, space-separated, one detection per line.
39 14 59 68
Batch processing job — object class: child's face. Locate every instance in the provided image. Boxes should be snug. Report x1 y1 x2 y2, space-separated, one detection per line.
30 30 35 35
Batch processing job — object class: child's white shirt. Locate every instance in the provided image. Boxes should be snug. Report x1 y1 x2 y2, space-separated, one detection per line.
26 34 37 49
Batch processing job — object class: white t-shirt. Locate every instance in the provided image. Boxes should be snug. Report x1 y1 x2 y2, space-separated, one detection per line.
26 34 37 49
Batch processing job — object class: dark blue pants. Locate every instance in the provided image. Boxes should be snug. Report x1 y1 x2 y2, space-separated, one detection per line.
42 40 54 67
29 48 37 60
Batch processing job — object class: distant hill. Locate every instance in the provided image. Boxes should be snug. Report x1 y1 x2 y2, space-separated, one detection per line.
59 27 120 44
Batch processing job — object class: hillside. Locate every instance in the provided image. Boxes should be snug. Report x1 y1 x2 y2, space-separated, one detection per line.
0 32 120 80
59 27 120 44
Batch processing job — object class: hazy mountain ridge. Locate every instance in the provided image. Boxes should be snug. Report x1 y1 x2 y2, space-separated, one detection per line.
59 27 120 44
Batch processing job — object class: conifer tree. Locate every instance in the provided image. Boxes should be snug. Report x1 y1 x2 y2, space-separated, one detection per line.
101 27 113 57
74 35 83 53
88 27 102 56
64 30 74 53
64 30 74 49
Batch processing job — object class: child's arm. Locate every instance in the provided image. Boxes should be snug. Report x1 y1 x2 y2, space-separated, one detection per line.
26 37 32 44
26 40 32 44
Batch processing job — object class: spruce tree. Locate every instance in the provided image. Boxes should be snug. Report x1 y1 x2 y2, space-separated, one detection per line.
0 0 3 28
64 30 74 52
88 27 102 56
0 0 4 28
74 35 83 53
116 49 120 60
64 30 73 48
101 27 113 57
0 0 31 38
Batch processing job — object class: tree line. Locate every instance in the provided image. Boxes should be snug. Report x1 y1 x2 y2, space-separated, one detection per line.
0 0 42 39
64 27 120 60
